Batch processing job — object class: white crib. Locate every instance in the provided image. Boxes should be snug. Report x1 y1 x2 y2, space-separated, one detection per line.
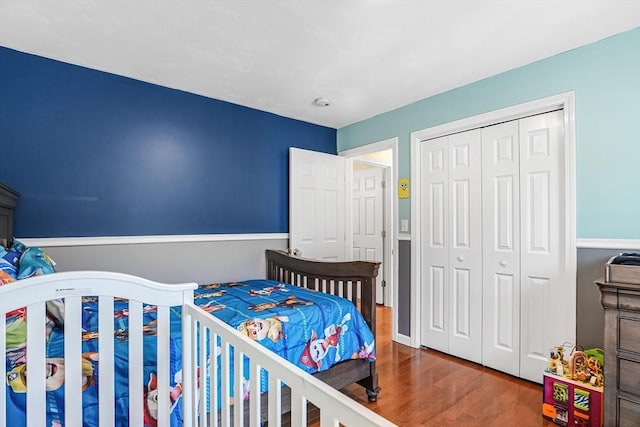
1 271 396 427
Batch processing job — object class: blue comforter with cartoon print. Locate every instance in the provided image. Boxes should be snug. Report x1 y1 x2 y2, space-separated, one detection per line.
4 279 376 426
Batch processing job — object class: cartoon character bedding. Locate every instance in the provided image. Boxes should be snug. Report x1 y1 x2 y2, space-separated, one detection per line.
3 245 376 426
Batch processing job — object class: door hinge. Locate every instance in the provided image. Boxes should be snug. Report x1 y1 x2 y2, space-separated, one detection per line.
381 181 386 189
382 280 387 288
381 230 386 238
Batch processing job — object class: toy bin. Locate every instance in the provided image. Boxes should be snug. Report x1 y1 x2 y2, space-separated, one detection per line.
542 373 603 426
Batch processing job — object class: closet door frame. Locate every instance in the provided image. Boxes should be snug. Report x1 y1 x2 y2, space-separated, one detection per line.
409 91 576 351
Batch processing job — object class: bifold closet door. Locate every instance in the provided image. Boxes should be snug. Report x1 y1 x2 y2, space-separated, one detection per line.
481 120 521 377
518 110 565 382
421 130 482 363
482 110 566 382
421 136 450 353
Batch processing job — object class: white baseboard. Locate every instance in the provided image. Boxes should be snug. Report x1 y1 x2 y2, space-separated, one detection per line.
393 333 413 347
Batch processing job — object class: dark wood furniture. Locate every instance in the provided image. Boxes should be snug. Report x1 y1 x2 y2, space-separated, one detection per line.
266 249 381 401
596 278 640 426
0 183 19 248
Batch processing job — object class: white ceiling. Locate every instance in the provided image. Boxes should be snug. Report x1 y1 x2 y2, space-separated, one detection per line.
1 1 639 129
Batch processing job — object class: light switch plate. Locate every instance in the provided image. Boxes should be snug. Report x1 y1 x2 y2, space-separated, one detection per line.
401 219 409 232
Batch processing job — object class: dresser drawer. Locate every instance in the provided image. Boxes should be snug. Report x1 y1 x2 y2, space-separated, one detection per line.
619 291 640 312
619 358 640 397
619 318 640 354
619 397 640 427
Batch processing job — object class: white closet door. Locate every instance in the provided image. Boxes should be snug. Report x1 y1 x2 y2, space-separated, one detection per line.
447 130 483 363
518 110 566 382
482 120 521 376
420 136 450 353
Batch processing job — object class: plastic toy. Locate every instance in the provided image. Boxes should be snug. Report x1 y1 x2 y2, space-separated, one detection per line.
546 344 570 376
570 348 604 387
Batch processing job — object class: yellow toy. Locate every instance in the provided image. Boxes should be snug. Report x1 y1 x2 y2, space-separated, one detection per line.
398 178 410 199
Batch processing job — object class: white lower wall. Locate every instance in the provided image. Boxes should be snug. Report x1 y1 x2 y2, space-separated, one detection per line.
32 235 288 284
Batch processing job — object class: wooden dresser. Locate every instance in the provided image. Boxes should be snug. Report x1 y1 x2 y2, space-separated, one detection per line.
596 278 640 426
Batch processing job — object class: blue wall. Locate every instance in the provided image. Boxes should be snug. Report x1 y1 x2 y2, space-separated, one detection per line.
0 47 336 238
338 27 640 239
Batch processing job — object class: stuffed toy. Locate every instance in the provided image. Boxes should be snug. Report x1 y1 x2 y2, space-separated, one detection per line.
17 247 56 279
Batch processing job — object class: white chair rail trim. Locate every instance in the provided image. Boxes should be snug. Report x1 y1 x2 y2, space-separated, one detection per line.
17 233 289 247
576 238 640 250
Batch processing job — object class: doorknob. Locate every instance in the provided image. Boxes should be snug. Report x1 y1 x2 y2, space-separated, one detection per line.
457 256 464 262
499 260 507 267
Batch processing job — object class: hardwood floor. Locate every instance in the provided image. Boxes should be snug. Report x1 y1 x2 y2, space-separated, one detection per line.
339 306 555 426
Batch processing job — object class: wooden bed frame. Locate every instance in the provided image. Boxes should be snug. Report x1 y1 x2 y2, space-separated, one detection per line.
265 249 381 402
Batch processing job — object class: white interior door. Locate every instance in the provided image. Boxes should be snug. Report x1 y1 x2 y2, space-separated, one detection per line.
518 110 566 382
289 147 349 261
420 136 450 353
353 166 385 304
482 120 521 376
447 130 482 363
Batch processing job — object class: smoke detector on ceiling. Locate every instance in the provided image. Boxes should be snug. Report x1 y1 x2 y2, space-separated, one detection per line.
313 98 331 107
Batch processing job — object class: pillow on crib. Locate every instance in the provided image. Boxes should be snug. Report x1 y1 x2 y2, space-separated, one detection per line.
17 247 56 279
0 246 20 280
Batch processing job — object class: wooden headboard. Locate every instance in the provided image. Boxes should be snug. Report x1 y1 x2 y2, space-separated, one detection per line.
0 183 19 248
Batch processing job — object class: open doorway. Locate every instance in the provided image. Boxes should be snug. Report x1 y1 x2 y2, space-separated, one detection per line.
340 138 397 316
353 159 389 305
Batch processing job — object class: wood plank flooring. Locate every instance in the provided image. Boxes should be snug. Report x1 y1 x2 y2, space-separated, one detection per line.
339 306 555 426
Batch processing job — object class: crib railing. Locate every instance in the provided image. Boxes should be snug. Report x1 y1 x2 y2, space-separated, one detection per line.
0 271 198 427
183 303 396 427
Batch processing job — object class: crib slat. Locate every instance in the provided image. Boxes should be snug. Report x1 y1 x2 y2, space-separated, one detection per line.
220 340 230 427
320 411 339 427
129 300 143 425
197 324 207 427
267 375 281 427
234 348 244 426
0 309 7 427
291 387 305 426
249 359 261 427
195 322 205 427
98 296 115 427
156 304 170 427
26 301 46 427
182 312 197 426
209 331 219 427
64 296 83 427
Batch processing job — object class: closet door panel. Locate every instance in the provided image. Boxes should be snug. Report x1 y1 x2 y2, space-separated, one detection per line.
420 136 450 352
448 130 482 363
482 120 521 376
519 110 566 382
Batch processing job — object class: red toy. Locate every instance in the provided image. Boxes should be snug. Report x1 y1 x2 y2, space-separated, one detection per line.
542 372 603 426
